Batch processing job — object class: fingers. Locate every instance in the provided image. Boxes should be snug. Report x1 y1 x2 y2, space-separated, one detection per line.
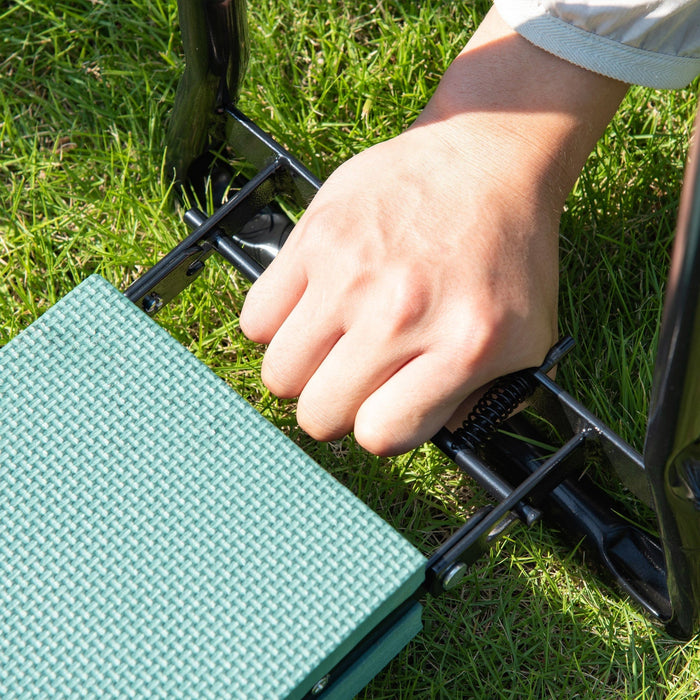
294 325 424 442
258 258 453 443
352 353 482 456
258 289 345 398
239 242 307 344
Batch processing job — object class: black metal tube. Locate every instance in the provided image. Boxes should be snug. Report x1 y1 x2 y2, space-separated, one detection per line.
432 425 541 526
212 232 264 282
183 207 264 282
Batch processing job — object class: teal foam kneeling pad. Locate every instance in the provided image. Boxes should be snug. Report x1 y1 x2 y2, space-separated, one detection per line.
0 275 426 698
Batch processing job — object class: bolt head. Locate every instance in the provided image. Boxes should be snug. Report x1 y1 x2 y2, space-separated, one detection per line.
142 292 164 315
442 562 468 591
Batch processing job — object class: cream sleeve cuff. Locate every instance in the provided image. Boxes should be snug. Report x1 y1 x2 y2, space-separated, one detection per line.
493 0 700 89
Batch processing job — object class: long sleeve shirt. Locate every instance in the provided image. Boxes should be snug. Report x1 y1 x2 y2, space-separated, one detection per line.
494 0 700 89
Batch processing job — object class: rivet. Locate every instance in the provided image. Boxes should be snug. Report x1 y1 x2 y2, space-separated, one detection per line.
186 259 205 277
310 674 331 695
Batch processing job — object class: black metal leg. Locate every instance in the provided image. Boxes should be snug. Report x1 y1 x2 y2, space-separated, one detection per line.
644 111 700 640
166 0 248 190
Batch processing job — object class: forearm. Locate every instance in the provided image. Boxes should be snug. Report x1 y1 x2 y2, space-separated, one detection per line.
412 7 629 212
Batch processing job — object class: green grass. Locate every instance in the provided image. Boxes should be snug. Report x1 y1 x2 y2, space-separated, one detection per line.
2 0 700 697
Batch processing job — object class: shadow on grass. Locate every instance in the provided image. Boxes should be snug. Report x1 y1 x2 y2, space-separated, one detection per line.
368 527 689 699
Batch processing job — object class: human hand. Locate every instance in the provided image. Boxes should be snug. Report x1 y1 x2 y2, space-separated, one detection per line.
240 8 627 455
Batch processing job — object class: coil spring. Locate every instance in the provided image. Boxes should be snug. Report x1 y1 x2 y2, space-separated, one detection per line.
451 370 538 452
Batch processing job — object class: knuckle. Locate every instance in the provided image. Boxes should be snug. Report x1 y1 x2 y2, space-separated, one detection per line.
295 206 336 250
448 307 556 380
353 417 403 457
260 355 299 399
296 396 350 443
446 314 497 365
379 268 432 336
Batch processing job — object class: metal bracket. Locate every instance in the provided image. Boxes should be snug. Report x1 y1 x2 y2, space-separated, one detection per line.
126 106 323 314
426 426 588 595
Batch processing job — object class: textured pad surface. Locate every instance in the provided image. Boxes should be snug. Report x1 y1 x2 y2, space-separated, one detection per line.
0 276 426 698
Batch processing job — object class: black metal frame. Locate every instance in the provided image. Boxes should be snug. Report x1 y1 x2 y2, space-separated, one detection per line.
135 0 700 644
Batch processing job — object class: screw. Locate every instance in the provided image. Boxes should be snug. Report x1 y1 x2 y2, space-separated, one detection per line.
310 674 331 695
442 562 467 591
142 292 164 315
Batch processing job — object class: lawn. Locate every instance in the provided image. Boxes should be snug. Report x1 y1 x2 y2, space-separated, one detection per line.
2 0 699 697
